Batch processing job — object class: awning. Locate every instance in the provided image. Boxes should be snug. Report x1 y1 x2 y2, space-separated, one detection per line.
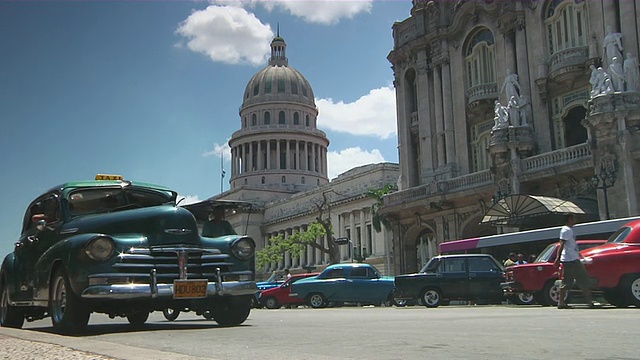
480 195 588 225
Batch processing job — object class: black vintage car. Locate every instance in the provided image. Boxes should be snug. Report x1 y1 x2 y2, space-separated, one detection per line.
394 254 505 307
0 175 257 333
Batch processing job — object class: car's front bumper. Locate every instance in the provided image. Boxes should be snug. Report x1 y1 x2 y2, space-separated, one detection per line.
81 281 258 300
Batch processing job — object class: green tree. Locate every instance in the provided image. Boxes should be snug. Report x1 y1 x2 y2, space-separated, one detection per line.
256 191 342 268
367 183 396 232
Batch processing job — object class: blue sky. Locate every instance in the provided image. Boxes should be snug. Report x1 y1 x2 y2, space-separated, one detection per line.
0 0 409 256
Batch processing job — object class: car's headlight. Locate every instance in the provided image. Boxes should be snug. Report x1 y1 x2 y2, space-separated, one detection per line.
85 236 115 261
231 238 255 260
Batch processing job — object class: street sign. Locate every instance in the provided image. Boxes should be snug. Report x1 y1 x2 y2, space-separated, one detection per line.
334 237 350 245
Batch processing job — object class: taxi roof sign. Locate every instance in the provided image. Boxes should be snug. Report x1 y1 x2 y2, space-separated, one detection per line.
95 174 124 181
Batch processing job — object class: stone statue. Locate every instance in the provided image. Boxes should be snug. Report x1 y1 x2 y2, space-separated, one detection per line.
501 69 521 103
589 64 599 97
518 95 531 126
603 26 623 67
492 100 509 131
593 67 613 97
608 56 625 92
624 52 639 92
507 96 520 126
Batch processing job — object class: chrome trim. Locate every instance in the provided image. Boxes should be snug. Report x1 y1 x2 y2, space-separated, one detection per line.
164 228 193 235
80 281 258 300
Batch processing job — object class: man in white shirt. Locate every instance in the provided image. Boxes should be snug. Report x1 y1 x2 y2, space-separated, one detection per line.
554 214 600 309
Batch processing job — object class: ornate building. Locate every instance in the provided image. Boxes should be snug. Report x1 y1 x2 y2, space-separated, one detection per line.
215 35 400 276
384 0 640 274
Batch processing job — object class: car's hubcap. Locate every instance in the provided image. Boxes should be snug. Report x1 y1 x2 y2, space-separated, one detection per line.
52 277 67 323
518 293 534 304
310 295 323 307
549 285 560 303
630 278 640 301
266 298 277 308
424 291 438 305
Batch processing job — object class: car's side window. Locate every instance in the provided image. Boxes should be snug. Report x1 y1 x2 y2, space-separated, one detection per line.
22 194 60 233
439 258 465 273
468 257 498 272
324 268 344 278
349 267 367 278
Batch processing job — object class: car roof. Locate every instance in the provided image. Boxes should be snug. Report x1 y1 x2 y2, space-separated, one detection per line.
433 253 495 259
46 180 173 194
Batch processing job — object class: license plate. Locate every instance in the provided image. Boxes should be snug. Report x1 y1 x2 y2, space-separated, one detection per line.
173 279 208 299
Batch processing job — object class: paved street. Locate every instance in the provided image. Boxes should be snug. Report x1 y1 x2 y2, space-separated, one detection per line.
1 304 637 360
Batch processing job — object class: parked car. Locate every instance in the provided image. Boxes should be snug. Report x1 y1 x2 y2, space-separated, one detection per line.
259 273 319 309
502 240 606 306
289 263 401 308
576 220 640 307
394 254 504 308
0 175 258 333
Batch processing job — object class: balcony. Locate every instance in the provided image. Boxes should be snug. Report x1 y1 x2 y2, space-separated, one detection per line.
548 46 588 82
465 83 498 107
522 143 591 173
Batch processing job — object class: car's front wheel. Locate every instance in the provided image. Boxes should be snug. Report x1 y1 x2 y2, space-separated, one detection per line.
541 280 568 306
50 267 90 334
213 295 252 326
263 297 280 309
162 308 180 321
514 292 536 305
308 293 327 309
0 278 24 329
621 274 640 306
421 288 442 308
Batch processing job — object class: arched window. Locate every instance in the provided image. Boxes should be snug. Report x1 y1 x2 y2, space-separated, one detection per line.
470 122 493 172
243 117 247 128
291 79 298 94
545 0 586 56
264 111 270 125
301 176 305 184
265 75 272 93
279 111 286 124
294 112 299 125
281 176 286 184
465 28 496 89
253 83 259 96
301 83 308 97
252 114 257 126
551 89 590 149
305 115 310 126
278 78 285 93
244 178 248 185
261 176 265 184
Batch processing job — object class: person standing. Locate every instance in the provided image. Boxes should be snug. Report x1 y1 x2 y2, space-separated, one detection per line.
201 207 237 238
554 214 601 309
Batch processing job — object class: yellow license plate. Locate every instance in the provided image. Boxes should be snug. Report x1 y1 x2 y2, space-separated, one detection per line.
173 279 208 299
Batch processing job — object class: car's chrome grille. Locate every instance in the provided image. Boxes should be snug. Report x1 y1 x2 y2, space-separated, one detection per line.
112 246 232 282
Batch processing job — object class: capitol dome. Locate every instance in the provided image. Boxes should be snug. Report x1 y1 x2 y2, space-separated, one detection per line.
228 34 329 192
241 36 316 108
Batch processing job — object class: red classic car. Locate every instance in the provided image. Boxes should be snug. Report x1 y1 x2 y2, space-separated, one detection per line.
501 240 606 306
579 220 640 307
259 273 319 309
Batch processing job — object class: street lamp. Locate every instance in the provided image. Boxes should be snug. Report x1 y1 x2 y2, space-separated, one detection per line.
591 162 617 220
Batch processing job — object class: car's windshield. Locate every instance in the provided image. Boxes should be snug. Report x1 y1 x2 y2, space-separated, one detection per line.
535 244 556 263
420 258 439 273
607 226 632 243
68 187 175 215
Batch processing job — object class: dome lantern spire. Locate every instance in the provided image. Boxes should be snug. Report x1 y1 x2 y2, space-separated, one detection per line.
269 26 288 67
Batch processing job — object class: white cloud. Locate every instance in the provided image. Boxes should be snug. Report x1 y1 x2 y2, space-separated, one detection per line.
327 147 385 179
316 85 397 139
258 0 373 25
176 5 274 66
178 194 202 205
203 141 231 159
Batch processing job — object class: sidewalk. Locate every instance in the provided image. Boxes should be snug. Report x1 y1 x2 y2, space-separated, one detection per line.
0 332 114 360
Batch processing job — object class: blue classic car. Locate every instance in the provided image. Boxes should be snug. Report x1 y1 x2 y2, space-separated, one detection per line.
289 263 403 308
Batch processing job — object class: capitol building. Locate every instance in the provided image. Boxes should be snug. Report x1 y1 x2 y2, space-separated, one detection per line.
214 0 640 277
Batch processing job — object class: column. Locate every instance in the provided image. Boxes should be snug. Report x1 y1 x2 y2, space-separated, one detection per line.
620 0 639 61
603 0 618 35
266 141 271 170
230 147 236 176
285 140 290 170
349 212 356 261
276 140 281 169
312 143 316 172
285 229 292 269
433 64 445 168
504 31 516 83
441 41 455 167
515 16 531 115
416 57 434 179
257 141 262 170
359 209 366 256
248 142 254 172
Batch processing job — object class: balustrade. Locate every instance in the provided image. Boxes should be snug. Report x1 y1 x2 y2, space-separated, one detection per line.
522 143 591 172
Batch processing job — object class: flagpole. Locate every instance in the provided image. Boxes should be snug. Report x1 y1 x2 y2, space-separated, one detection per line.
220 150 224 193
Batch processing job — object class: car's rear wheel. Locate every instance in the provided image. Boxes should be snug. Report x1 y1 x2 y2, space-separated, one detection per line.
50 267 90 334
421 288 442 308
308 293 326 309
264 297 280 309
213 295 252 326
621 274 640 306
162 308 180 321
127 311 149 327
0 278 24 329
